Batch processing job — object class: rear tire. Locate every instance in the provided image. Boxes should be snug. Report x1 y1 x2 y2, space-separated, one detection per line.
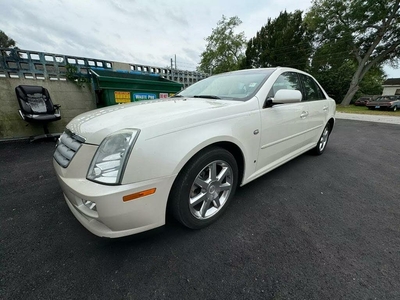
313 123 331 155
169 147 238 229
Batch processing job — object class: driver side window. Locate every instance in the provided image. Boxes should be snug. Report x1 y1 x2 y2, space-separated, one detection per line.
268 72 302 99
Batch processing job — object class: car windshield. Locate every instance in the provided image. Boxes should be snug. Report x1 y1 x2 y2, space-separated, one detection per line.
376 96 396 102
176 69 276 101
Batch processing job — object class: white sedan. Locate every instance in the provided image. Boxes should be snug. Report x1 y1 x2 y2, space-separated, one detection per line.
53 67 336 238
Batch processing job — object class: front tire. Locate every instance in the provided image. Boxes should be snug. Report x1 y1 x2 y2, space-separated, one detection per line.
169 147 238 229
313 123 331 155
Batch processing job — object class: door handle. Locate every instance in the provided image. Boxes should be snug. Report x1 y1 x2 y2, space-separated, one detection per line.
300 111 309 119
323 106 328 111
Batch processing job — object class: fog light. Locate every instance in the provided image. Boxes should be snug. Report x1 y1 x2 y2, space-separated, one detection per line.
83 200 97 211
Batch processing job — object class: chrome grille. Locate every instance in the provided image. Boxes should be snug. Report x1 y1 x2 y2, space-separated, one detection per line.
54 131 84 168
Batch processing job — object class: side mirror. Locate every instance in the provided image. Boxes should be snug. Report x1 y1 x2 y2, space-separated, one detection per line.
264 89 302 108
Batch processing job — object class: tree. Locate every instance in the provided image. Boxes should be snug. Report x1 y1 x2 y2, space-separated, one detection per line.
0 30 16 48
306 0 400 106
309 40 384 102
197 16 246 74
309 48 384 102
243 10 312 70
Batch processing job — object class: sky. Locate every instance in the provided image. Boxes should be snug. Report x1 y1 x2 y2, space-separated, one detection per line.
0 0 398 77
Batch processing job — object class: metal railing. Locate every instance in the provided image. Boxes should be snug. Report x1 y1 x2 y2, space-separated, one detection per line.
0 48 208 87
0 48 112 81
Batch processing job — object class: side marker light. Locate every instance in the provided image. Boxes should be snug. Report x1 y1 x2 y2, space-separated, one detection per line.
123 188 156 202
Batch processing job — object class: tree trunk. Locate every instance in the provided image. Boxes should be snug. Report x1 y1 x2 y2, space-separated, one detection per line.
341 80 359 106
340 66 364 106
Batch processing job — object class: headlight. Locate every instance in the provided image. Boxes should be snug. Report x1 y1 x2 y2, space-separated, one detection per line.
87 129 140 185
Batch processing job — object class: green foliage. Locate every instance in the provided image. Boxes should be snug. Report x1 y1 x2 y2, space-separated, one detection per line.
243 10 312 70
306 0 400 105
0 30 16 48
310 58 384 103
336 104 399 116
197 16 246 74
66 64 90 88
309 58 355 102
309 39 385 102
355 67 384 99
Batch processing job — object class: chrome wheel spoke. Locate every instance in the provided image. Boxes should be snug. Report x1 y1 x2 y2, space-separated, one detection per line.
219 183 231 191
213 197 221 208
190 192 208 207
210 162 217 181
200 200 211 218
194 177 208 190
217 166 228 183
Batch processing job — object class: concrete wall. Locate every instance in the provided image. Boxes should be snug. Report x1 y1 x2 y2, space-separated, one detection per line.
0 78 95 140
0 48 207 140
382 86 400 95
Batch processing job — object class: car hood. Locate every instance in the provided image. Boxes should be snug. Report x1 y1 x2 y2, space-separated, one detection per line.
66 98 243 144
367 101 392 106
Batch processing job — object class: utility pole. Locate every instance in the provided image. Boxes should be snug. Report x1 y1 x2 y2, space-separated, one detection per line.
171 58 174 80
174 54 177 70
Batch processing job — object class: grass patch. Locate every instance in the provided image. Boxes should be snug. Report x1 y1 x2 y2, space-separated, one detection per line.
336 105 400 116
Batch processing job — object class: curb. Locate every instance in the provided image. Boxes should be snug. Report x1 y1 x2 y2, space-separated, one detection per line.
335 112 400 125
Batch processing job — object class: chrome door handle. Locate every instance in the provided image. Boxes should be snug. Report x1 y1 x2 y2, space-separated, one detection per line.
300 111 309 119
323 106 328 111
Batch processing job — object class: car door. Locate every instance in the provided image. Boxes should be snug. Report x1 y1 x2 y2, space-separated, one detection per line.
256 72 310 174
298 73 331 146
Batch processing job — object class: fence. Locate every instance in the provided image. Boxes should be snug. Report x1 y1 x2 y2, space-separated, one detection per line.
0 48 207 88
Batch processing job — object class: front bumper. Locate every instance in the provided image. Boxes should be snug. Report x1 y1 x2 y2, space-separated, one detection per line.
53 159 175 238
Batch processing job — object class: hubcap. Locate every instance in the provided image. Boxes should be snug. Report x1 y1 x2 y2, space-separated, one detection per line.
189 160 233 220
319 127 329 152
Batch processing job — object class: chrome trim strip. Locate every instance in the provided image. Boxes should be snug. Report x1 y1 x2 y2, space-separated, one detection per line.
261 124 323 149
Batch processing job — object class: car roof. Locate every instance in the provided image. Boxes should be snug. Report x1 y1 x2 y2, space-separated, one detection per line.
221 67 310 76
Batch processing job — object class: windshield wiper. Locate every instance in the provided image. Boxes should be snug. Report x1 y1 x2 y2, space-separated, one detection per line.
171 94 183 98
193 95 221 99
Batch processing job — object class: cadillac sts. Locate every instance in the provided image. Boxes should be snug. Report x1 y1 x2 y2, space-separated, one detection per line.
53 67 336 238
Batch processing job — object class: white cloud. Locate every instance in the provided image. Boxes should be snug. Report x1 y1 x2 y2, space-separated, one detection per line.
0 0 398 77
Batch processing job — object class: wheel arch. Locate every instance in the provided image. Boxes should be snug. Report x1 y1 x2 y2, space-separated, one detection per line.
167 140 246 211
210 141 245 185
328 117 335 131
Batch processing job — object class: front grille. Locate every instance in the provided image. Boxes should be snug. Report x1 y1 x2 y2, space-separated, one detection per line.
54 130 84 168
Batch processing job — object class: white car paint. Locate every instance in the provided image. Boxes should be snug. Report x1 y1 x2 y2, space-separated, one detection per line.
53 67 336 238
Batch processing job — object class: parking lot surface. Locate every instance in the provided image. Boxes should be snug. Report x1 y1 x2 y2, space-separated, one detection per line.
1 119 400 300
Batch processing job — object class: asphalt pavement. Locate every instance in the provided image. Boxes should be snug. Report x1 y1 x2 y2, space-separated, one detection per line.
1 118 400 300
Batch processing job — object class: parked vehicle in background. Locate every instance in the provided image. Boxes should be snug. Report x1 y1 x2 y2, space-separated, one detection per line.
53 67 336 238
354 95 379 106
366 95 400 111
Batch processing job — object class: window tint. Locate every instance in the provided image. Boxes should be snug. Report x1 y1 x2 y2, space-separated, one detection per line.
268 72 301 98
299 74 326 101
